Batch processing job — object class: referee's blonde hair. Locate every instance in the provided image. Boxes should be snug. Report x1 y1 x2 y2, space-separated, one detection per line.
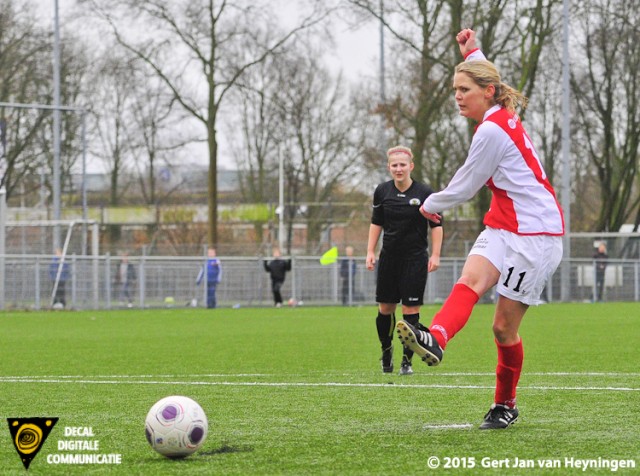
455 60 528 114
386 145 413 160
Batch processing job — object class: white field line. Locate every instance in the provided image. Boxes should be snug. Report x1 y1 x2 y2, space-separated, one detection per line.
0 371 638 379
423 423 474 430
0 376 637 392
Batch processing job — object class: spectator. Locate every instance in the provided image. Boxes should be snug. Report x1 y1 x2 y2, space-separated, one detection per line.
340 246 357 306
263 247 291 307
593 242 608 302
115 253 137 307
196 248 222 308
49 248 70 309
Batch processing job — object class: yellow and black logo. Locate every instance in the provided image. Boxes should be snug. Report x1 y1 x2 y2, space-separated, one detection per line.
7 417 58 470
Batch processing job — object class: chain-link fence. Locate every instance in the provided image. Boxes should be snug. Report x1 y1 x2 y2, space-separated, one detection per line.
1 254 638 310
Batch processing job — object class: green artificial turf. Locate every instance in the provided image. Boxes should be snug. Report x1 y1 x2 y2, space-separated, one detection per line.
0 303 638 474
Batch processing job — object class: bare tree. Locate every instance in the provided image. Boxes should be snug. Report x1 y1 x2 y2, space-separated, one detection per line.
571 0 640 232
225 48 282 246
229 34 374 252
270 43 372 252
0 1 54 200
37 39 89 207
79 0 331 247
84 40 199 208
348 0 458 182
0 1 91 212
127 72 200 207
227 41 284 206
87 51 139 206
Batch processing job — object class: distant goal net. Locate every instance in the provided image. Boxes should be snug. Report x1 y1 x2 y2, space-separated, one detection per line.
1 219 100 309
3 219 99 257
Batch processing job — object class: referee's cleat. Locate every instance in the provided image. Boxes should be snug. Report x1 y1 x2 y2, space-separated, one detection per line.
396 320 443 366
399 357 413 376
381 345 394 373
479 404 519 430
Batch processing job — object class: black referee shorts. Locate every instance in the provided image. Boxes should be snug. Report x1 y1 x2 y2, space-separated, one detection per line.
375 250 428 306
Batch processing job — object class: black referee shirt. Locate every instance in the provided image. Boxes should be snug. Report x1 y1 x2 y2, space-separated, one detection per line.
371 180 442 258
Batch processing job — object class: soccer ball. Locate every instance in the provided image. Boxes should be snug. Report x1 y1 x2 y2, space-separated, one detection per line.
288 298 297 307
145 396 208 459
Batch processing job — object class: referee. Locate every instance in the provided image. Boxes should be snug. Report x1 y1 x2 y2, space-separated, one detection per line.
366 145 443 375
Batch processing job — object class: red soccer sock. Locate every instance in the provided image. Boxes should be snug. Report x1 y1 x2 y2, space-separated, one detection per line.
494 339 524 408
429 283 479 348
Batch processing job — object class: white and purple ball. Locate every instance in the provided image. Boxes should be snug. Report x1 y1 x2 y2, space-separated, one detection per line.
145 395 208 458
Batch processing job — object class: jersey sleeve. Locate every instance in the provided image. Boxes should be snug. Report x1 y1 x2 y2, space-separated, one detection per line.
371 184 384 226
465 49 487 62
422 122 506 213
422 48 491 213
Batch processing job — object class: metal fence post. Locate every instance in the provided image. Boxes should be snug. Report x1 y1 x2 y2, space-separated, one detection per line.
35 257 41 310
139 254 146 309
290 256 296 302
105 253 111 309
71 254 77 309
0 188 5 310
92 223 100 306
633 261 640 301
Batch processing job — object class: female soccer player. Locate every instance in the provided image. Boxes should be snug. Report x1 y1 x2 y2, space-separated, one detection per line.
366 145 443 376
396 29 564 429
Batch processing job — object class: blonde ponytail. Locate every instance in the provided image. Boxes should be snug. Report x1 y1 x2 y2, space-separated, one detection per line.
495 82 528 113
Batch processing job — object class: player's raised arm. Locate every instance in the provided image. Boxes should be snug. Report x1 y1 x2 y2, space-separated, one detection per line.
456 29 476 57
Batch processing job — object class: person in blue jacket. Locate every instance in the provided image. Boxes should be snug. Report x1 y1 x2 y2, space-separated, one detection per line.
197 248 222 308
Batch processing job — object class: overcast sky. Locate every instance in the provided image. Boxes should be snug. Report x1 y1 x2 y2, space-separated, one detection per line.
33 1 381 170
35 1 380 81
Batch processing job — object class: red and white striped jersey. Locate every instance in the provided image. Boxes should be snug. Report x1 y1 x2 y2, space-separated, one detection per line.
422 52 564 236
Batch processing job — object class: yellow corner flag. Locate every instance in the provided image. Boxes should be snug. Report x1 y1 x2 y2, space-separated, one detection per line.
320 246 338 265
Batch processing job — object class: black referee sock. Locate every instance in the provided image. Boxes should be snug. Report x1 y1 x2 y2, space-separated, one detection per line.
402 313 420 362
376 311 395 349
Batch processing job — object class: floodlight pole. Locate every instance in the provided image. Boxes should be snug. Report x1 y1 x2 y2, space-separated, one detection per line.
560 0 572 301
81 112 88 254
278 151 285 252
378 0 387 178
0 188 5 310
53 0 62 251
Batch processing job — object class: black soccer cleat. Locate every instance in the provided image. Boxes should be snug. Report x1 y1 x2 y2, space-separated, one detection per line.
396 320 443 366
381 345 393 373
479 404 519 430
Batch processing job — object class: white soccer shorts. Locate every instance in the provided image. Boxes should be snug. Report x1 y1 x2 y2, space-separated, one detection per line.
468 227 563 305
